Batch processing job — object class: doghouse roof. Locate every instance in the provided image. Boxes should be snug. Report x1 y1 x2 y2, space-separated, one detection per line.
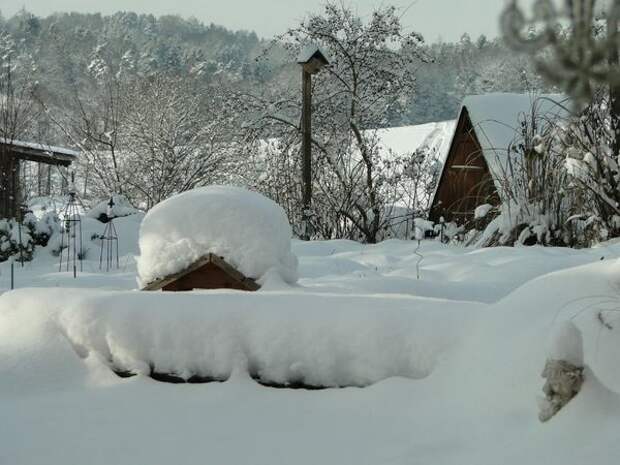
142 253 260 291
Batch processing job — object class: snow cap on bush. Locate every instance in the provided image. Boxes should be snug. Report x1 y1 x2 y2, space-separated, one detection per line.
548 321 583 367
86 194 140 222
136 186 298 287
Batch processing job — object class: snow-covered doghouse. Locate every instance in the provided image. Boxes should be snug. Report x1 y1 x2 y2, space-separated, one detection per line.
137 186 298 291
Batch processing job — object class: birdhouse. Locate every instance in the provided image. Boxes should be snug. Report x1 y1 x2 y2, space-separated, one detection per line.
297 45 330 74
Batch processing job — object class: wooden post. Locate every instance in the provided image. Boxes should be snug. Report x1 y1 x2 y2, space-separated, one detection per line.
297 47 329 240
0 146 7 219
37 162 42 197
12 157 20 219
301 68 312 240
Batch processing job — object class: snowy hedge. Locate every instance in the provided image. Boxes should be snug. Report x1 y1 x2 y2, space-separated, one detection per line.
0 212 60 263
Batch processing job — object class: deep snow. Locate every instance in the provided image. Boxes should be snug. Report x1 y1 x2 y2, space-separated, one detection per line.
1 218 620 464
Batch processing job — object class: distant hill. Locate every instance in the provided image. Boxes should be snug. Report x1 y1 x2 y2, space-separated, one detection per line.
0 10 553 126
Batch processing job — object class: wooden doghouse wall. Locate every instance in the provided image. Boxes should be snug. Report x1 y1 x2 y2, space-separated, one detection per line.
162 262 254 291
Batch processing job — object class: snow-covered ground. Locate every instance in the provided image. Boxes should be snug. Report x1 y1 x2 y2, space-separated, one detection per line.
1 217 620 464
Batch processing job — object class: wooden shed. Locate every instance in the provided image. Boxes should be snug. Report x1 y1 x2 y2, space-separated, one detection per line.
428 106 498 225
0 138 78 219
429 93 566 225
142 253 260 292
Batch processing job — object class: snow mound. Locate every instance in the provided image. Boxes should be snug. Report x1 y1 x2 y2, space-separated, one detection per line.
86 194 140 222
549 321 584 366
136 186 298 287
0 288 472 389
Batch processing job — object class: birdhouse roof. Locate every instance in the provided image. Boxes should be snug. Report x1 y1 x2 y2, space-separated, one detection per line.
297 44 330 65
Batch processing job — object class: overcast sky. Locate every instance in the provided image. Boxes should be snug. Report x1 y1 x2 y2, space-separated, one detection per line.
2 0 511 42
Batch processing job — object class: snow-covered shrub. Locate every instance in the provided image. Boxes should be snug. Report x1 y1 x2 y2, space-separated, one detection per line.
475 98 573 247
474 204 494 220
0 219 35 263
136 186 298 287
0 211 62 262
433 218 463 243
558 89 620 244
86 194 140 223
413 218 435 237
29 211 60 247
502 1 620 246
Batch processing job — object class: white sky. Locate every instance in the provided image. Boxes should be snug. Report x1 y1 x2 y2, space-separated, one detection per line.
1 0 513 42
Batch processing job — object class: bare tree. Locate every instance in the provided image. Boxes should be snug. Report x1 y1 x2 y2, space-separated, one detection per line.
501 1 620 242
0 32 41 219
42 67 127 201
501 0 620 143
235 3 430 242
120 75 229 208
44 44 232 209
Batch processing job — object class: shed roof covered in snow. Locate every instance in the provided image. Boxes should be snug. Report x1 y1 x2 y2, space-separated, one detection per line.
0 138 79 219
374 120 456 165
429 93 569 224
0 137 79 166
257 120 455 164
462 93 568 182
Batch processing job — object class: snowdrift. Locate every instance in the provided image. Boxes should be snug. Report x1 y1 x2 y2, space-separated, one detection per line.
0 288 474 389
2 233 620 465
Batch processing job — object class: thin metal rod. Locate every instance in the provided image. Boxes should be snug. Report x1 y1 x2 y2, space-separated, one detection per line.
17 220 24 267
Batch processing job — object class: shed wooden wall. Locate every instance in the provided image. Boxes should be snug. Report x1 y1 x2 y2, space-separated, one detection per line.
429 109 499 224
0 146 21 219
0 143 74 220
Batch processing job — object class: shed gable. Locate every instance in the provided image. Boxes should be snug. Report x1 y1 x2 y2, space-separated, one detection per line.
429 109 498 224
